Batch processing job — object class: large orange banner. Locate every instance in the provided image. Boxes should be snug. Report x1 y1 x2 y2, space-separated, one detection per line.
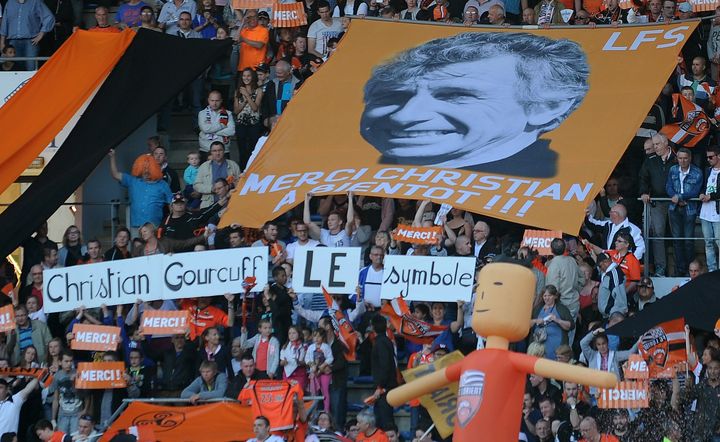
221 20 698 233
71 323 121 352
101 402 255 442
76 361 127 389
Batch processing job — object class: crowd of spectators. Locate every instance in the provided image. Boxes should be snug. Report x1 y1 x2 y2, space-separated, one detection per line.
1 0 720 441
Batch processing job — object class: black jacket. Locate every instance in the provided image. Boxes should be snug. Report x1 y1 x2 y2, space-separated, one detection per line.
159 340 197 391
371 334 398 390
329 338 348 389
639 152 676 197
159 203 222 240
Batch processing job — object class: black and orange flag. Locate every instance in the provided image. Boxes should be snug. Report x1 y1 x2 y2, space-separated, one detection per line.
661 93 710 148
0 30 231 259
381 297 447 344
323 287 357 361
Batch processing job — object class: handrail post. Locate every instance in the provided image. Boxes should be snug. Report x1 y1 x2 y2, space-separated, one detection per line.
643 201 650 278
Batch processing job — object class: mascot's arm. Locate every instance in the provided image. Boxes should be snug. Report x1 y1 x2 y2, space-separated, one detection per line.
534 358 617 388
387 367 451 407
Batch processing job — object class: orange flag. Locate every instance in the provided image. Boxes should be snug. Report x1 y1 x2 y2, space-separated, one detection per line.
638 318 686 379
323 287 357 361
381 297 447 344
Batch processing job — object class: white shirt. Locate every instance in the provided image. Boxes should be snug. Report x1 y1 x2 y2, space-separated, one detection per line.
0 393 26 435
320 228 350 247
286 239 320 260
307 18 343 57
362 266 383 307
247 436 284 442
473 240 486 258
700 168 720 222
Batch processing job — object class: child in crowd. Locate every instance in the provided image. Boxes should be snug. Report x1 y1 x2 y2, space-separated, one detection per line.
183 151 201 209
305 328 333 412
240 319 280 378
1 45 16 71
280 325 308 391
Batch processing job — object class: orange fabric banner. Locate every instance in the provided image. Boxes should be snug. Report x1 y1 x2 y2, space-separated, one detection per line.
597 381 649 408
623 354 649 380
0 367 54 387
71 323 121 351
76 361 127 389
661 93 710 148
392 225 443 245
220 21 697 233
638 318 686 379
381 297 447 344
0 304 15 333
323 287 357 361
0 30 135 194
100 402 255 442
232 0 274 8
140 310 190 335
272 3 308 27
521 230 562 255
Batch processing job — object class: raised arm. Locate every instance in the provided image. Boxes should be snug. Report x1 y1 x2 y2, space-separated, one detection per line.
109 149 122 181
344 192 355 237
304 193 321 239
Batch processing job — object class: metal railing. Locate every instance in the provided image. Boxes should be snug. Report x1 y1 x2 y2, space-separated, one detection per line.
639 197 705 277
0 56 49 71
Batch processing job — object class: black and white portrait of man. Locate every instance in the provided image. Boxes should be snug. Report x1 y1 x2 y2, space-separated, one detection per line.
360 32 590 178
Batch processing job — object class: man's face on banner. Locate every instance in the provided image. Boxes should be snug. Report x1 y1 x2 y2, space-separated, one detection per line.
361 56 530 164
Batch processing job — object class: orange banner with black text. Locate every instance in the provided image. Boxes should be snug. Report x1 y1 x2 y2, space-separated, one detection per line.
221 21 698 233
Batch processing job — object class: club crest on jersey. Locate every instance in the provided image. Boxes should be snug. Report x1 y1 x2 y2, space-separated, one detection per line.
456 370 485 428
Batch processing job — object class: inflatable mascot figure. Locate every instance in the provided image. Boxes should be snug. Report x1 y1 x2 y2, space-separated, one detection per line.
387 263 617 441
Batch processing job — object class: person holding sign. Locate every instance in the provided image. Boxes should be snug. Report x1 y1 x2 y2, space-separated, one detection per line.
386 263 617 442
304 192 354 248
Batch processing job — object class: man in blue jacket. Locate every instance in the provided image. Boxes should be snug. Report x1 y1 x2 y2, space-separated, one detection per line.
666 147 703 276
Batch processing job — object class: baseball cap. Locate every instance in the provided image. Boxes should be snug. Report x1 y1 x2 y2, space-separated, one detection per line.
256 63 270 73
258 10 270 19
678 2 692 12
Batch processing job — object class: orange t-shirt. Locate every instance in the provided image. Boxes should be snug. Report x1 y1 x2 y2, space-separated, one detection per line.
606 250 641 283
356 428 389 442
180 300 229 340
582 0 604 14
238 26 269 71
89 26 122 33
49 431 69 442
445 349 537 441
239 380 304 431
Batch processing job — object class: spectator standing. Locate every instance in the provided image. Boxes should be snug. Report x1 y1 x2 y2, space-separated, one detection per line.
104 228 132 261
237 9 269 71
252 222 287 268
530 285 574 361
578 416 620 442
699 145 720 271
199 91 235 159
370 315 398 430
193 0 223 39
7 305 52 366
88 7 121 32
116 0 147 28
595 253 628 318
110 151 172 234
307 2 343 58
234 68 264 169
0 0 54 70
240 319 281 379
152 146 181 193
639 133 676 276
305 192 354 247
262 60 300 119
0 376 39 436
585 203 645 260
579 328 637 381
50 350 85 434
545 238 584 345
666 147 703 276
286 222 319 264
318 316 348 428
158 0 197 35
305 328 333 412
57 226 86 268
193 142 241 209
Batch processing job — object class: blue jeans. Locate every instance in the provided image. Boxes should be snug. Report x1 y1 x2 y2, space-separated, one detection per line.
668 208 697 275
701 219 720 271
9 38 39 70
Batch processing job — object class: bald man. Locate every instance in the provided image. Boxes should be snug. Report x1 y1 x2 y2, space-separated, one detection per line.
472 221 495 260
585 203 645 260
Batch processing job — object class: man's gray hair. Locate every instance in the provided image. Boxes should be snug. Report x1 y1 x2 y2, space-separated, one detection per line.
364 32 590 133
356 409 376 427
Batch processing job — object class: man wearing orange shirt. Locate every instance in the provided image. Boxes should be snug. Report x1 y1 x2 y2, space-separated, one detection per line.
238 10 269 71
355 409 389 442
35 420 71 442
579 416 620 442
88 7 122 33
181 294 235 340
